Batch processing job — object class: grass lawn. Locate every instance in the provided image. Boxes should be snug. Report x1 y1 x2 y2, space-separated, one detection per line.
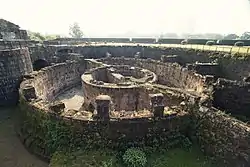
49 147 216 167
147 147 215 167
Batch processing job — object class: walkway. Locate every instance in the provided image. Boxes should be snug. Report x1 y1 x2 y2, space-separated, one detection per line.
0 107 48 167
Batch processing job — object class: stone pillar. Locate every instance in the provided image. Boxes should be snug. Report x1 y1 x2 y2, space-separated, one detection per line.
149 93 164 118
95 95 111 120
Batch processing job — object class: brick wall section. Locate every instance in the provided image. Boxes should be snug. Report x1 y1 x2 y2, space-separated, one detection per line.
18 91 190 160
186 63 220 77
28 61 82 101
191 105 250 167
28 45 250 81
0 47 32 105
82 80 149 111
100 57 207 94
213 78 250 117
29 45 56 64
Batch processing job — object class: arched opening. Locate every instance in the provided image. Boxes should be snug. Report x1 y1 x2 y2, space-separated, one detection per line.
33 59 49 71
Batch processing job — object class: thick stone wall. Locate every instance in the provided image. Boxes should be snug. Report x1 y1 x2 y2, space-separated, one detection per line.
18 91 190 160
190 105 250 167
186 62 220 77
29 44 250 81
131 38 156 43
28 61 83 101
212 78 250 117
217 56 250 81
29 45 56 64
0 47 32 106
81 64 158 111
100 58 208 94
82 70 150 111
0 40 39 51
82 82 150 111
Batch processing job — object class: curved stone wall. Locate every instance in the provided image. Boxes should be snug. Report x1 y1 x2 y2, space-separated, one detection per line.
18 59 191 159
15 44 250 166
0 47 32 105
100 57 210 94
25 61 82 102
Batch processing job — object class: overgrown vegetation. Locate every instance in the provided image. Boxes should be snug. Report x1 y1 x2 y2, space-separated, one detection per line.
27 31 61 41
49 147 216 167
122 148 147 167
18 97 193 158
49 149 120 167
69 22 84 38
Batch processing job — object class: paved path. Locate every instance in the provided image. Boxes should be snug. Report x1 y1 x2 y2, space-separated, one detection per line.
0 107 48 167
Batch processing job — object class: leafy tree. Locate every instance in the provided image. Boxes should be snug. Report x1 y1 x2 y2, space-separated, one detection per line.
27 31 45 41
223 34 239 40
69 22 84 38
240 32 250 40
27 31 61 41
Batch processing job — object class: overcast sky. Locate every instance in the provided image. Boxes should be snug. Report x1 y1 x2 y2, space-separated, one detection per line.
1 0 250 37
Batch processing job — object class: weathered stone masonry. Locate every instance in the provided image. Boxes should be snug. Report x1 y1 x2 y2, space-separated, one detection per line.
0 47 32 105
18 60 191 160
28 61 83 101
213 78 250 117
4 42 248 167
100 57 208 94
191 105 250 167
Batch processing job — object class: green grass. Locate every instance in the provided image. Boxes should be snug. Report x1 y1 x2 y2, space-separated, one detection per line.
49 149 121 167
49 147 216 167
147 147 215 167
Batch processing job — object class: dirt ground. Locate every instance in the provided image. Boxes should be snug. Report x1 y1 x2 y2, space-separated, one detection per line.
0 107 48 167
55 86 84 111
0 86 84 167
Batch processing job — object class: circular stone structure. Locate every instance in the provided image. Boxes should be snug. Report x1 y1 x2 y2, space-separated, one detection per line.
0 47 32 105
81 65 157 111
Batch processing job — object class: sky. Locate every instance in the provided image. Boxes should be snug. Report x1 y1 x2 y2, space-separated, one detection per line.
1 0 250 37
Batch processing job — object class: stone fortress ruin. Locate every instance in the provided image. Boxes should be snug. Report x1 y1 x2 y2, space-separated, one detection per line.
0 19 250 167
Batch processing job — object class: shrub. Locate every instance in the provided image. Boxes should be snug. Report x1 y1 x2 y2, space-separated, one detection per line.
50 150 119 167
122 148 147 167
206 41 215 46
234 41 244 46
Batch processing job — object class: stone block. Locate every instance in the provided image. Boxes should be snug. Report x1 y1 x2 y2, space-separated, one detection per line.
95 95 111 120
49 102 65 114
149 93 164 106
153 105 164 118
22 86 37 101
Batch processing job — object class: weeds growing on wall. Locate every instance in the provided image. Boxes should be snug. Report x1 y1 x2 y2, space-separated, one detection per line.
49 147 216 167
18 97 193 159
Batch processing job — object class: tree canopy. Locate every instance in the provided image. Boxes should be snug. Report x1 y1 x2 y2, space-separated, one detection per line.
223 34 239 40
69 22 84 38
240 32 250 40
27 31 61 41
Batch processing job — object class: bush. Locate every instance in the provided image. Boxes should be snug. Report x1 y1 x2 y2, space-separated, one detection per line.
122 148 147 167
234 41 244 46
50 150 120 167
